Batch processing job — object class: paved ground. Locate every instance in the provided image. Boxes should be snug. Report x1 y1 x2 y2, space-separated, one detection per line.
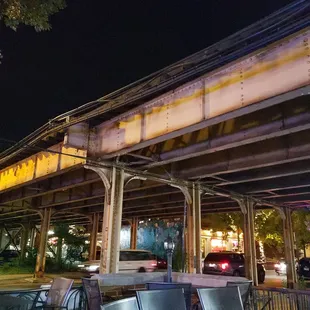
0 272 84 290
261 270 286 288
0 270 302 290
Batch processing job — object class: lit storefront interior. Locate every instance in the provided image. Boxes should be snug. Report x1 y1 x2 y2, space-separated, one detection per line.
201 229 244 259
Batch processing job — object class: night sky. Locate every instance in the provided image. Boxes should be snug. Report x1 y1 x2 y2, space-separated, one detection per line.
0 0 294 145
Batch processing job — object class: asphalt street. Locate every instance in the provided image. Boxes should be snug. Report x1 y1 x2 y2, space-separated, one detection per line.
262 269 286 288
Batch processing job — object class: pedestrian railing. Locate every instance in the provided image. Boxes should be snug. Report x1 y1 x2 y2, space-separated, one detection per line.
0 286 87 310
252 287 310 310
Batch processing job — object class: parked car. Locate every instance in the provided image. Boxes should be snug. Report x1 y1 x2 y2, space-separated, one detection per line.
156 256 167 269
0 250 18 262
274 258 299 275
297 257 310 279
203 252 265 283
78 249 157 274
274 258 287 275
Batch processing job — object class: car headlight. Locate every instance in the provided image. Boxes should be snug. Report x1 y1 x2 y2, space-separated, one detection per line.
78 264 85 268
86 265 99 272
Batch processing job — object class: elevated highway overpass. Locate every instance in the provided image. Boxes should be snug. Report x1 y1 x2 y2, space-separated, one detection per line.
0 0 309 287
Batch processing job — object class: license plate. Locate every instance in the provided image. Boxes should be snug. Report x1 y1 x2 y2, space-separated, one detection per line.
304 266 309 271
209 263 216 267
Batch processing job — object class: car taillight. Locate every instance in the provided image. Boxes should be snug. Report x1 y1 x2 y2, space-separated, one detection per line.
221 262 229 270
151 262 157 267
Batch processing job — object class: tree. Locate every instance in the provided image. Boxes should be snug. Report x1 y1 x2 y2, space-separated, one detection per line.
51 223 86 267
0 0 66 31
293 210 310 256
255 210 284 259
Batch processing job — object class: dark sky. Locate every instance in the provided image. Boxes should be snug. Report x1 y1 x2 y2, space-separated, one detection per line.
0 0 294 143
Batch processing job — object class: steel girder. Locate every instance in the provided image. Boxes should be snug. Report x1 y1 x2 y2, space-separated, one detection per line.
176 130 310 180
90 30 310 158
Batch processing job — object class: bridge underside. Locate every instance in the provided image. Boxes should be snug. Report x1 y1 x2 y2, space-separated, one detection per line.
0 88 307 287
0 5 309 287
0 88 309 227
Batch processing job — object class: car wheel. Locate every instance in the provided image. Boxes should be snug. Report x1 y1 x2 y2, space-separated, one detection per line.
233 270 241 277
138 267 146 273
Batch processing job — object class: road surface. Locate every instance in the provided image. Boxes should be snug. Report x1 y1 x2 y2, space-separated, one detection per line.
262 270 286 288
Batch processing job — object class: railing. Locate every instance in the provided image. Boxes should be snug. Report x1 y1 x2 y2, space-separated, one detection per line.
0 286 87 310
252 287 310 310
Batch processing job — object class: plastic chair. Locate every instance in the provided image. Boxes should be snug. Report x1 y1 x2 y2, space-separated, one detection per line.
101 297 139 310
146 282 192 310
197 286 243 310
136 288 186 310
36 277 74 309
226 281 252 309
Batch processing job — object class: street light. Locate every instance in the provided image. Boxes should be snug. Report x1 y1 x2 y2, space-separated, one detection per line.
164 235 175 282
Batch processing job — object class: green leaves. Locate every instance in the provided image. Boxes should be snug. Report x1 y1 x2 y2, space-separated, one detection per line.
0 0 67 31
292 210 310 255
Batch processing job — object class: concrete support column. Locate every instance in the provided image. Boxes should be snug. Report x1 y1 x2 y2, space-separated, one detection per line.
35 208 52 277
194 185 202 274
283 207 297 288
242 203 250 279
186 197 195 273
184 184 201 273
237 198 258 285
85 166 125 274
29 226 36 249
247 199 258 286
101 167 124 274
0 227 3 250
130 217 138 249
89 213 100 261
20 224 30 262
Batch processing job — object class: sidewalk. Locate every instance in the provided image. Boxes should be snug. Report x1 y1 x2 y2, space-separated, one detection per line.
0 272 84 290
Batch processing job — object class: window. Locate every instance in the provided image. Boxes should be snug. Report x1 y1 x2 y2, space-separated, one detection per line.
119 251 152 261
206 253 220 261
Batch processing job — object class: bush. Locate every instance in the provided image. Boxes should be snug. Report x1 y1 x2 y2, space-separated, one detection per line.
173 243 183 272
0 259 34 274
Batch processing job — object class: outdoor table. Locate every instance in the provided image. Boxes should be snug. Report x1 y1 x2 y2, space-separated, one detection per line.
0 295 33 310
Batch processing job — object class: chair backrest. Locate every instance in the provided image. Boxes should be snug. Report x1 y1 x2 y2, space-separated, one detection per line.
101 297 139 310
136 288 186 310
46 277 74 307
226 281 252 308
146 282 192 310
197 286 243 310
82 277 103 310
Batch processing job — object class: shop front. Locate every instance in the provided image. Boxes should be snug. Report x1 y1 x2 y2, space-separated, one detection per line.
200 229 244 260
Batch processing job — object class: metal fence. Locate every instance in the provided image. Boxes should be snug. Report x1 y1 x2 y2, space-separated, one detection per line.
252 287 310 310
0 286 87 310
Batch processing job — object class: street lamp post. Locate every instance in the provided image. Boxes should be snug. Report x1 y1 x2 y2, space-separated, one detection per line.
164 235 175 283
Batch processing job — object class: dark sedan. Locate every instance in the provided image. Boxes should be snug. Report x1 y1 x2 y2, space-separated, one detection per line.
297 257 310 279
154 256 167 269
203 252 265 283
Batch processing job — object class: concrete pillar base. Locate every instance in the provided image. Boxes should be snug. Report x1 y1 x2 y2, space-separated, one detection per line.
34 208 52 277
130 217 138 250
283 207 297 288
85 166 125 274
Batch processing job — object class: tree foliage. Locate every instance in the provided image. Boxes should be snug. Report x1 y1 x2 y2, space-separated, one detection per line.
137 219 182 259
52 223 86 265
292 210 310 256
255 210 283 245
0 0 66 31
